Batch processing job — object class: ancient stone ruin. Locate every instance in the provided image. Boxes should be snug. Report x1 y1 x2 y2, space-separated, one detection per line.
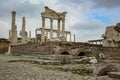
0 6 120 80
102 23 120 47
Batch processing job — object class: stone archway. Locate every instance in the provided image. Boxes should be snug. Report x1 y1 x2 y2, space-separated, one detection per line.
61 51 70 55
78 52 86 56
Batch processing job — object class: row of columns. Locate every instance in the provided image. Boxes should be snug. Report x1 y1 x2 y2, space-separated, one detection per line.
10 11 27 44
89 41 103 45
36 28 71 42
41 17 65 42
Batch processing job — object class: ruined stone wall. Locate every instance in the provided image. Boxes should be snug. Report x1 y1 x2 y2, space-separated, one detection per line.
101 47 120 57
10 42 120 57
10 43 54 55
0 39 10 53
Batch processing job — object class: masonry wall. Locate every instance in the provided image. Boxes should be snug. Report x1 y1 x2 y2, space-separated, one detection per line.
0 39 10 54
10 42 120 58
10 43 54 55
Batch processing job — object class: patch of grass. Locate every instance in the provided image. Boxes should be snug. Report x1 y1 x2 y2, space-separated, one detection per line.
72 69 88 76
8 60 40 64
38 56 51 60
52 67 89 76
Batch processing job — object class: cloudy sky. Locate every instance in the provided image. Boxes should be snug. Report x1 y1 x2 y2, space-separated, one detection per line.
0 0 120 42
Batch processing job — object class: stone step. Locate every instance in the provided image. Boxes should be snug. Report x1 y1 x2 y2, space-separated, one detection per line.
108 60 120 63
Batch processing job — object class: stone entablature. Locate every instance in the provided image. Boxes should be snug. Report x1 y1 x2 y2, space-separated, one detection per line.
41 6 67 20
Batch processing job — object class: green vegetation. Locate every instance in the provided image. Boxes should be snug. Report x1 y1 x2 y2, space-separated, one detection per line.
8 60 40 64
72 69 88 76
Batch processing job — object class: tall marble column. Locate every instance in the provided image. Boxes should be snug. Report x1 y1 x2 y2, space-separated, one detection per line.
57 19 60 36
11 11 17 44
62 18 65 37
50 19 53 39
41 17 45 42
21 17 26 43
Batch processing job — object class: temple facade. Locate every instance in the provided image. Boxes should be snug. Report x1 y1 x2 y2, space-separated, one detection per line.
39 6 70 42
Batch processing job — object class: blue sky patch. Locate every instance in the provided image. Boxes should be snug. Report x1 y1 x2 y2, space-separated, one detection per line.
86 13 112 24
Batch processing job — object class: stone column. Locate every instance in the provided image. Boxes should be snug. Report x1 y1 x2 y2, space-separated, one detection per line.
11 11 16 29
74 34 75 42
95 41 97 44
62 18 65 37
29 31 31 41
35 29 37 42
57 19 60 36
70 32 71 42
21 17 26 43
41 17 45 42
65 32 67 41
11 11 17 44
9 30 11 40
46 30 48 41
50 19 53 39
14 25 18 43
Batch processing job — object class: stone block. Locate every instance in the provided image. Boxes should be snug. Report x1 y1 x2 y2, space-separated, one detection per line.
108 72 120 79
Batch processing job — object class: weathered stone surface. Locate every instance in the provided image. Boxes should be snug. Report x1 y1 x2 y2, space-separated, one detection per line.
99 53 106 59
89 57 97 64
102 23 120 47
96 76 113 80
108 72 120 79
0 54 96 80
97 64 119 76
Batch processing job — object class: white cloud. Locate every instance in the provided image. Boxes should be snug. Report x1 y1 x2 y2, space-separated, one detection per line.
0 0 120 42
0 20 10 38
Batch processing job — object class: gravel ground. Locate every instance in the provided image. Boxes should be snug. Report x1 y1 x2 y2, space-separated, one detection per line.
0 54 119 80
0 54 96 80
